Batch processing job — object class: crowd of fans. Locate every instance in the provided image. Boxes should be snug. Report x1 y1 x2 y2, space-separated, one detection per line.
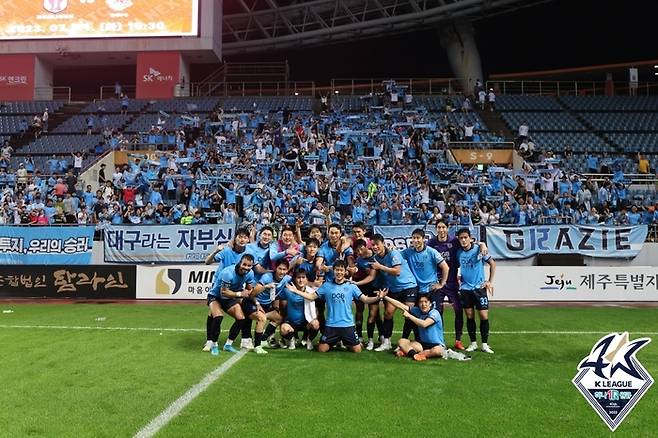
0 88 657 231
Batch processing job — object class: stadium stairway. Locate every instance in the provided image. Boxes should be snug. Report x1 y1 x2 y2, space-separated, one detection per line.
10 102 88 152
475 106 514 140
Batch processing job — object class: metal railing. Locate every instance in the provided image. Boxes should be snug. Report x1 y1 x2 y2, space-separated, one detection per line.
190 81 315 97
487 80 658 96
448 141 515 150
33 86 71 102
330 78 467 96
99 85 137 100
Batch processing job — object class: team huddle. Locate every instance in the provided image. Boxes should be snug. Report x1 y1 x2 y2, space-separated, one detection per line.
201 220 496 362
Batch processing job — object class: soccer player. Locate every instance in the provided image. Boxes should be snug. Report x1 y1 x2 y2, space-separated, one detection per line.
253 259 291 347
285 260 386 353
384 294 470 361
370 234 418 352
456 228 496 354
291 237 321 287
247 226 275 279
427 220 487 350
401 228 449 340
279 269 321 350
353 238 385 350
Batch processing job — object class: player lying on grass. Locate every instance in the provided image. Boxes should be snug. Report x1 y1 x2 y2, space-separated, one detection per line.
385 294 471 362
285 260 387 353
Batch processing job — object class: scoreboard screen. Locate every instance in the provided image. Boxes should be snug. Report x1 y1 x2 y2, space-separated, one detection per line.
0 0 199 40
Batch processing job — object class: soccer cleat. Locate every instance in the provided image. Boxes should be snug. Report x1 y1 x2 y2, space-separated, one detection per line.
240 338 255 350
465 342 478 352
454 340 465 351
300 339 307 347
413 353 428 362
481 343 495 354
395 349 406 358
366 340 374 351
267 336 280 349
210 345 220 356
223 344 239 353
374 339 392 352
254 345 268 355
444 348 471 361
288 338 296 350
202 340 213 352
306 339 314 351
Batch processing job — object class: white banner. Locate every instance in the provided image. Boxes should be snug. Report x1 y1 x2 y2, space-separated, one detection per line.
493 266 658 301
136 265 215 300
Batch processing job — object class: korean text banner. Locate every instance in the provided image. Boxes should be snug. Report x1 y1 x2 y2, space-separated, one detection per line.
0 226 94 265
486 225 648 259
0 0 198 40
104 224 235 263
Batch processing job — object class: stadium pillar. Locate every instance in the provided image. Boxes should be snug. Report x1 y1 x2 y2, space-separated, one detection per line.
136 51 189 99
439 22 484 95
0 54 44 101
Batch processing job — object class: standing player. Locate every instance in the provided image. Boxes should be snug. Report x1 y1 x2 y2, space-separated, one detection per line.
353 239 384 350
385 294 470 361
279 269 321 350
370 234 418 352
427 220 487 350
401 228 449 341
456 228 496 354
285 260 386 353
247 226 275 279
291 237 321 288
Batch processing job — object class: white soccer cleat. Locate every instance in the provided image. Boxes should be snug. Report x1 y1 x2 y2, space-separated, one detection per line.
202 340 213 352
366 340 374 351
288 338 296 350
444 348 472 361
306 339 314 351
374 339 392 352
240 338 255 350
481 343 495 354
465 342 478 352
254 345 268 355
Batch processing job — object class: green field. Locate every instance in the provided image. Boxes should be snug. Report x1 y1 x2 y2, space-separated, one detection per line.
0 303 656 437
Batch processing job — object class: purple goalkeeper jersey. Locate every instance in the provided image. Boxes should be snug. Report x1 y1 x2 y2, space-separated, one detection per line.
427 235 460 289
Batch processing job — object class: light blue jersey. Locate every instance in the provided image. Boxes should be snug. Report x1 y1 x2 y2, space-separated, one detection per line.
209 265 255 298
256 273 291 305
213 246 248 271
316 281 362 328
375 249 417 292
457 245 492 291
280 287 306 325
410 307 444 346
402 245 445 294
317 241 353 282
246 242 271 279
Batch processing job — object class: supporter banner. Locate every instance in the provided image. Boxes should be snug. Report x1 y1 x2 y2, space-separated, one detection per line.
493 266 658 301
137 265 215 300
374 225 482 250
451 149 513 165
486 225 647 259
104 224 235 263
0 226 94 265
0 54 35 100
0 265 136 299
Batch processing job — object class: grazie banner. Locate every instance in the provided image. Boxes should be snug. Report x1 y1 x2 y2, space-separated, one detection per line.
0 265 136 299
104 224 235 263
136 51 181 99
0 0 198 40
0 54 35 100
0 226 94 265
486 225 648 259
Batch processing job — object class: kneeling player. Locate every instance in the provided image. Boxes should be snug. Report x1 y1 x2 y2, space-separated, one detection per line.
385 294 470 361
286 260 386 353
253 260 291 347
280 269 320 350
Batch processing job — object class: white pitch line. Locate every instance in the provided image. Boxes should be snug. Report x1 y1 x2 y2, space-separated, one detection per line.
133 350 247 438
1 325 658 336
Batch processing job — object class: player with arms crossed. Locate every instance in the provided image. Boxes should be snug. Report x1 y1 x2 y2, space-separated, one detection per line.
285 260 387 353
456 228 496 354
385 294 470 361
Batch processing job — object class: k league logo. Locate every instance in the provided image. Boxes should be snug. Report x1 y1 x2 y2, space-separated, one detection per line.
572 332 653 431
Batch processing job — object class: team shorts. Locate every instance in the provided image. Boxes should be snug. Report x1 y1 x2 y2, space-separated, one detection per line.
320 326 360 347
358 284 377 298
459 288 489 310
259 302 276 314
419 341 443 351
206 294 241 312
389 286 418 304
430 286 460 309
284 320 307 333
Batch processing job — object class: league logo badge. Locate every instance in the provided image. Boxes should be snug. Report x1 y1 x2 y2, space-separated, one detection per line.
44 0 68 14
572 332 653 431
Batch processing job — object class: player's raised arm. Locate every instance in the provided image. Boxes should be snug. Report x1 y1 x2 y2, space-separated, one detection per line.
402 309 435 328
384 294 409 312
285 283 318 301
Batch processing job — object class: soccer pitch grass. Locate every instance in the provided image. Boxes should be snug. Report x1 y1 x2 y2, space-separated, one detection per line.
0 303 656 437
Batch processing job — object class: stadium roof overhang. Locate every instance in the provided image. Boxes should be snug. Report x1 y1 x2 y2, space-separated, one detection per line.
222 0 551 55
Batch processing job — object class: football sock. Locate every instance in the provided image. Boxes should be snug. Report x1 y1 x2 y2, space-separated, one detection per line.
412 325 420 341
402 319 414 339
480 319 490 343
241 318 252 339
454 305 464 341
375 317 383 338
366 321 375 339
263 322 277 339
406 349 418 358
283 332 294 340
383 318 394 338
467 318 477 342
210 316 223 343
227 321 241 343
355 319 363 339
308 329 318 341
206 315 213 340
254 331 263 347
